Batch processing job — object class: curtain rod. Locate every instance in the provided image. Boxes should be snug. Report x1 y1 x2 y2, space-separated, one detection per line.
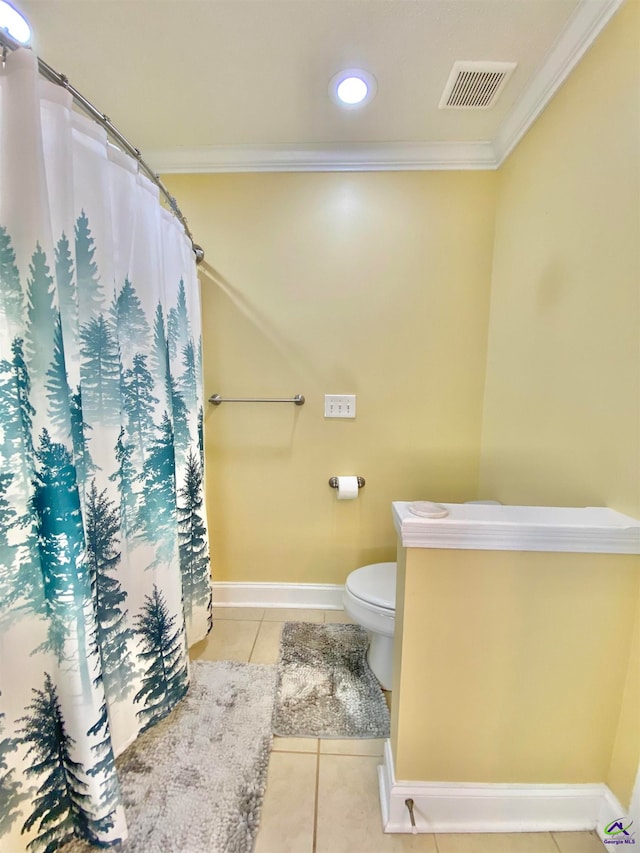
0 28 204 265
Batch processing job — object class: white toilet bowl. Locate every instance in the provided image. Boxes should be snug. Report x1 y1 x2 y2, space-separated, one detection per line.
343 561 396 690
342 503 501 690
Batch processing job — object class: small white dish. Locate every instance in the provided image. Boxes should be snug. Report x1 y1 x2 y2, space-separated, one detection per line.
408 501 449 519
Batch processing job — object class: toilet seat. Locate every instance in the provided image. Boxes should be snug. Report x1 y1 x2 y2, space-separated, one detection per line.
345 562 396 611
343 561 397 689
343 561 396 646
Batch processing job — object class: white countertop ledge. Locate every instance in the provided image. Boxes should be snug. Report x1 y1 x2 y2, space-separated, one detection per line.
392 502 640 554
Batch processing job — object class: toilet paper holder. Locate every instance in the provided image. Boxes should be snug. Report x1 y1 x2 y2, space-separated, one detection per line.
328 476 365 490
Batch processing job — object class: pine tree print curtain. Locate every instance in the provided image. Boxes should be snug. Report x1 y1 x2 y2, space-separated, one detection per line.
0 50 212 850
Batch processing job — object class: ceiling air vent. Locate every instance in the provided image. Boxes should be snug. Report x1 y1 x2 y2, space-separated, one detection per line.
439 61 517 109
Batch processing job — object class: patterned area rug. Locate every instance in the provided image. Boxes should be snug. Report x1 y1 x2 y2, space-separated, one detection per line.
272 622 390 738
64 661 276 853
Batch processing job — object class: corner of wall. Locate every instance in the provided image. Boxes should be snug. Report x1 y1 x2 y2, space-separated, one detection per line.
476 166 504 501
606 581 640 811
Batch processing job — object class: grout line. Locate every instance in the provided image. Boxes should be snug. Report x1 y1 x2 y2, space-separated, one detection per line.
247 622 261 663
318 751 384 758
271 748 318 755
550 831 564 853
312 740 321 853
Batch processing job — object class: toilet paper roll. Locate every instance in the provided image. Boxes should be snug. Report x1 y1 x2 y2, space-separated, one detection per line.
336 475 359 500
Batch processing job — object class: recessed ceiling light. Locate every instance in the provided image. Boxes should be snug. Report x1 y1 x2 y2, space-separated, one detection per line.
337 76 367 105
0 0 31 44
329 69 377 109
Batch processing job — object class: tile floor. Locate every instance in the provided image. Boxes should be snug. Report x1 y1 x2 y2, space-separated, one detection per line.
189 607 605 853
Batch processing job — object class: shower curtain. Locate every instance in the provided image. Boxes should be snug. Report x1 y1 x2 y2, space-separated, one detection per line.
0 49 211 851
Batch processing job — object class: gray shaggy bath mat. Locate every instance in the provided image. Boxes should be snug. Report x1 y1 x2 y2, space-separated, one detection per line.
63 660 276 853
272 622 390 738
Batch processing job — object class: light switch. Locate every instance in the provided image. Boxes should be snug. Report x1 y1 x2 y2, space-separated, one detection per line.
324 394 356 418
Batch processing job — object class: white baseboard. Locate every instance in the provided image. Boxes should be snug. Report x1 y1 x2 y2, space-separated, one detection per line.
596 784 632 845
379 739 623 835
212 581 344 610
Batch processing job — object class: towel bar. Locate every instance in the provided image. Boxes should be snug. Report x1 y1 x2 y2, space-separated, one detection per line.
208 393 305 406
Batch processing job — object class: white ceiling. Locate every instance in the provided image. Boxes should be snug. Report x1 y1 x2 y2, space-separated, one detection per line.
18 0 623 171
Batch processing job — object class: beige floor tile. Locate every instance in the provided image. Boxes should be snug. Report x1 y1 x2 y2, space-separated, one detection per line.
320 738 385 756
254 751 317 853
212 605 265 621
250 621 283 664
324 609 357 624
188 619 260 663
272 736 319 753
435 832 558 853
552 831 605 852
316 754 437 852
262 608 325 623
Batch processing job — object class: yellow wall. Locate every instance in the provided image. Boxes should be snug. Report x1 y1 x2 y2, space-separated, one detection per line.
477 0 640 808
165 171 497 584
479 0 640 516
393 547 640 785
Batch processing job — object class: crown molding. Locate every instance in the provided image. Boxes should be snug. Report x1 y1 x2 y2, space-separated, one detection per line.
147 140 498 173
494 0 625 165
149 0 623 175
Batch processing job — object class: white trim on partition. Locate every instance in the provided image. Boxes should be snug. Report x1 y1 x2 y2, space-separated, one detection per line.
212 581 344 610
379 739 622 835
392 502 640 554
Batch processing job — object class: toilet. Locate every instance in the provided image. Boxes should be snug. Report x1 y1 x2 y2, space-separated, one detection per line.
343 561 396 690
343 502 501 690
